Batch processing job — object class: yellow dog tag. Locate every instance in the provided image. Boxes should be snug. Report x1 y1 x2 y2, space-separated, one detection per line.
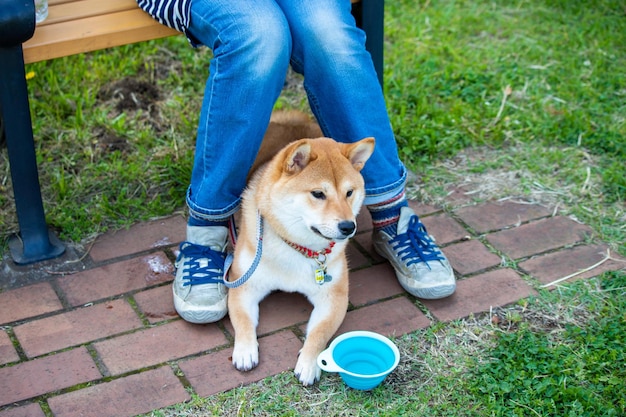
315 268 326 285
315 268 332 285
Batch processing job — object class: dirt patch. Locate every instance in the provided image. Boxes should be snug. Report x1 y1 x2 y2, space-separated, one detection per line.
96 76 168 132
97 78 161 112
97 78 161 113
408 145 596 212
92 128 131 155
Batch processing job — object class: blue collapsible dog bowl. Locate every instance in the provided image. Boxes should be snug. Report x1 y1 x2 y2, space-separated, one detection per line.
317 331 400 390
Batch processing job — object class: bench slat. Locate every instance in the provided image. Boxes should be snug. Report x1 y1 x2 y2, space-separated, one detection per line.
39 0 139 26
23 9 178 64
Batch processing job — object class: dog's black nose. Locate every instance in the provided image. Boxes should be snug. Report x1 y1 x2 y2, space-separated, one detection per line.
338 221 356 236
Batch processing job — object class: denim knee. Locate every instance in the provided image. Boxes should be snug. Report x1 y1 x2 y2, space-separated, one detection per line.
190 5 292 79
288 10 365 73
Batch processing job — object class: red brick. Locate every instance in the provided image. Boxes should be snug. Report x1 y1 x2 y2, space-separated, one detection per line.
0 403 46 417
519 244 626 288
3 196 619 417
57 252 174 307
47 367 189 417
0 347 100 406
223 291 313 337
356 208 373 232
356 201 441 234
455 201 552 233
94 319 228 375
14 299 143 358
336 297 430 337
422 269 537 322
408 200 442 216
352 232 386 263
0 330 18 365
421 213 468 245
346 241 369 270
89 215 186 262
180 330 303 397
349 263 404 307
486 216 594 259
0 282 63 325
445 239 502 276
133 285 178 324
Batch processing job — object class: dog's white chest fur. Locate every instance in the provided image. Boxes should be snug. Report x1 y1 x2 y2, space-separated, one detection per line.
236 232 347 296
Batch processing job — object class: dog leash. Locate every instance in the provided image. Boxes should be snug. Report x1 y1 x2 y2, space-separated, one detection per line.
222 212 264 289
222 211 336 288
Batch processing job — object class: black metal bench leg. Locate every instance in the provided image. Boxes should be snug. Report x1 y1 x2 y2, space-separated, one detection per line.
360 0 384 86
0 45 65 264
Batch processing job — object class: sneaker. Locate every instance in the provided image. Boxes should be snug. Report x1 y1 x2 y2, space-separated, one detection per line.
373 206 456 299
173 225 229 323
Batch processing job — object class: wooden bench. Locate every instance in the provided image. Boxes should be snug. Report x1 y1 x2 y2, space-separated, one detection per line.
22 0 179 63
0 0 384 264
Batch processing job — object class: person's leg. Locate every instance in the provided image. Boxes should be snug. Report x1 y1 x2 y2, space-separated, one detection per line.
279 0 455 299
187 0 291 222
276 0 405 203
174 0 292 323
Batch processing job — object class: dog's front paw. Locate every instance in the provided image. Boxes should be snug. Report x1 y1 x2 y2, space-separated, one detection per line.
232 341 259 372
294 354 321 386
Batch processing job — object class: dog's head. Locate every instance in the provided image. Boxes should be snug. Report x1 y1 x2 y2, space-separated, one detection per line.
259 137 375 246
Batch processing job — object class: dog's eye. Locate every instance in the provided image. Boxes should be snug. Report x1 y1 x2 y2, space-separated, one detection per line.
311 190 326 200
346 189 354 198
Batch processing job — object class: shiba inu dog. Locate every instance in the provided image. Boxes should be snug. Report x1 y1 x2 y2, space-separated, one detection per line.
227 111 375 386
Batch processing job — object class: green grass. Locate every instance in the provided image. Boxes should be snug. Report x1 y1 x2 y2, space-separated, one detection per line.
469 272 626 417
385 0 625 200
1 0 625 414
1 38 209 243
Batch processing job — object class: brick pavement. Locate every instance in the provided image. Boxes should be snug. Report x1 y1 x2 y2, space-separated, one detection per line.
1 199 624 417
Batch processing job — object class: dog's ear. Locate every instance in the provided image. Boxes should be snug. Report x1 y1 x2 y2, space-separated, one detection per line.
345 137 375 172
285 141 312 174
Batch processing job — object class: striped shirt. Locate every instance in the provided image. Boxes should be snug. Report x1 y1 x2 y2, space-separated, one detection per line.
136 0 194 42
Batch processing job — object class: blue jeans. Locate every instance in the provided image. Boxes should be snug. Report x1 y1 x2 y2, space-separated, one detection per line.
186 0 407 221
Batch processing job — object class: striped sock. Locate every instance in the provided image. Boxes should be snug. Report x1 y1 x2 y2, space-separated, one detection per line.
367 190 408 235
